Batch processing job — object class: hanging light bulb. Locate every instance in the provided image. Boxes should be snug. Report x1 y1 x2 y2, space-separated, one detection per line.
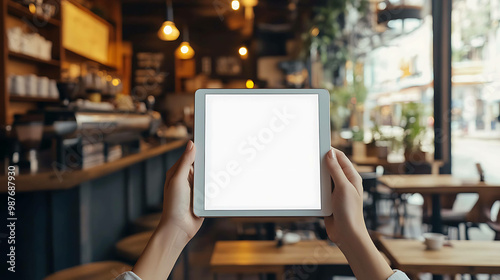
238 46 248 57
175 26 195 59
231 0 240 10
158 0 179 41
175 42 195 59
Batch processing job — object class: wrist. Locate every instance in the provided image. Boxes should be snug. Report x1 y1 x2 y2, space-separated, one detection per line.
336 226 372 252
156 220 191 248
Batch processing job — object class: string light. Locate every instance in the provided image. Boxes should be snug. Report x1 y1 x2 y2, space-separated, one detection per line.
112 78 120 86
311 27 319 37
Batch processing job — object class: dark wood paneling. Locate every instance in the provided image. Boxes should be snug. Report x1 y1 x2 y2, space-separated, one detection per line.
144 155 166 209
126 163 146 224
0 192 51 279
88 172 127 261
0 147 185 278
50 187 81 271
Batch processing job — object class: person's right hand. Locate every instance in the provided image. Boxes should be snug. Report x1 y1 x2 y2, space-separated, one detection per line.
323 148 395 280
324 148 366 244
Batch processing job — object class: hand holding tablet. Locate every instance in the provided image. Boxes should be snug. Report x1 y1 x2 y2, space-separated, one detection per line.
132 95 397 280
193 89 332 217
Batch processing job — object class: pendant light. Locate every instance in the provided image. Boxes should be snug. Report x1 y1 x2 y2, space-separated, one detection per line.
175 26 195 59
158 0 179 41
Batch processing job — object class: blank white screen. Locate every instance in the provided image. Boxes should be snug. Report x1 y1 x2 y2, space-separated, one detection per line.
204 94 321 210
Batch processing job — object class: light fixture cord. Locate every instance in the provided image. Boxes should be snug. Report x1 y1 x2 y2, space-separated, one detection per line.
167 0 174 21
184 25 189 42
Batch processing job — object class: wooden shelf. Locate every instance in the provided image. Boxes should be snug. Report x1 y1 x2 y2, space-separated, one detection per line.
10 96 60 103
8 51 60 67
7 1 61 27
64 48 117 71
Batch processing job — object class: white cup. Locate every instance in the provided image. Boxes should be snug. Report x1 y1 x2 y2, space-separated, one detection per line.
11 75 26 96
423 233 446 250
49 80 59 98
25 74 38 96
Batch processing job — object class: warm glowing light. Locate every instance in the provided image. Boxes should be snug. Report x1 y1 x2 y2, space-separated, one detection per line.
106 75 112 82
112 78 120 86
311 27 319 37
231 0 240 10
175 42 195 59
246 79 254 89
158 21 180 41
164 25 173 34
238 46 248 56
29 3 36 14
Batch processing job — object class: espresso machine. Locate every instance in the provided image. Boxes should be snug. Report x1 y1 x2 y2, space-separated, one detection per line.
43 108 154 170
5 107 156 173
10 114 45 173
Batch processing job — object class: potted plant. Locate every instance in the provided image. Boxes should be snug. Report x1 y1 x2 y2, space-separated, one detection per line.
401 103 427 162
368 124 390 159
351 126 366 158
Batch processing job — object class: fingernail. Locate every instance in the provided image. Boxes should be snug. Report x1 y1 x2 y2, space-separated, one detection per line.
328 148 335 159
186 141 193 151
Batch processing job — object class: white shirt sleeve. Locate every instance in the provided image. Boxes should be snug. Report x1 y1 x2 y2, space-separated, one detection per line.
115 271 141 280
387 270 410 280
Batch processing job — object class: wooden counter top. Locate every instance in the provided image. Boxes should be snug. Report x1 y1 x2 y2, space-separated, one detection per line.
1 139 187 193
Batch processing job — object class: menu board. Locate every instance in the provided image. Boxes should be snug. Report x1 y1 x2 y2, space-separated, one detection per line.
62 1 109 64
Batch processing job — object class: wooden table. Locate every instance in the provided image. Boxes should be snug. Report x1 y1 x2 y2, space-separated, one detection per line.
352 157 444 175
353 164 375 173
210 240 349 279
228 217 320 240
378 174 500 233
378 238 500 277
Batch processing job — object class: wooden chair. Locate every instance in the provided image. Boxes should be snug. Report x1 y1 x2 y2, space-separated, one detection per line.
487 207 500 240
44 261 131 280
360 172 379 230
421 194 474 239
115 231 153 262
478 194 500 240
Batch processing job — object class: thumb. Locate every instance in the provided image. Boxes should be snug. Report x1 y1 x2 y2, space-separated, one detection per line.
174 140 196 181
325 148 350 193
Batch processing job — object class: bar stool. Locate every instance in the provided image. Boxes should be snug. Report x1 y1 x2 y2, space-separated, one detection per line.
115 231 153 262
44 261 131 280
132 213 161 232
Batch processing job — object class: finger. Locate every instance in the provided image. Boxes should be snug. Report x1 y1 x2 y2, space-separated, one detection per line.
165 160 180 185
172 140 196 181
325 148 351 193
334 150 363 195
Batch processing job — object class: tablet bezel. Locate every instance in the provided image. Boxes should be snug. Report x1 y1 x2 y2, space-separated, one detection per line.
193 89 332 217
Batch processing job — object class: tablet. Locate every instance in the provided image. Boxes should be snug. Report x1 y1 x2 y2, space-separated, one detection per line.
193 89 332 217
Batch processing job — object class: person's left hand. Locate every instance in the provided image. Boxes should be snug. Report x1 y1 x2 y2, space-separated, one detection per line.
160 140 203 240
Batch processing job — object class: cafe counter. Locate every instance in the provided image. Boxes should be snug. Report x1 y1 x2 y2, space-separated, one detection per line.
0 139 187 279
0 139 187 192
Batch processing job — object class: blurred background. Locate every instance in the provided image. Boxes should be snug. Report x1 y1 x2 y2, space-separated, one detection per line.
1 0 500 279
